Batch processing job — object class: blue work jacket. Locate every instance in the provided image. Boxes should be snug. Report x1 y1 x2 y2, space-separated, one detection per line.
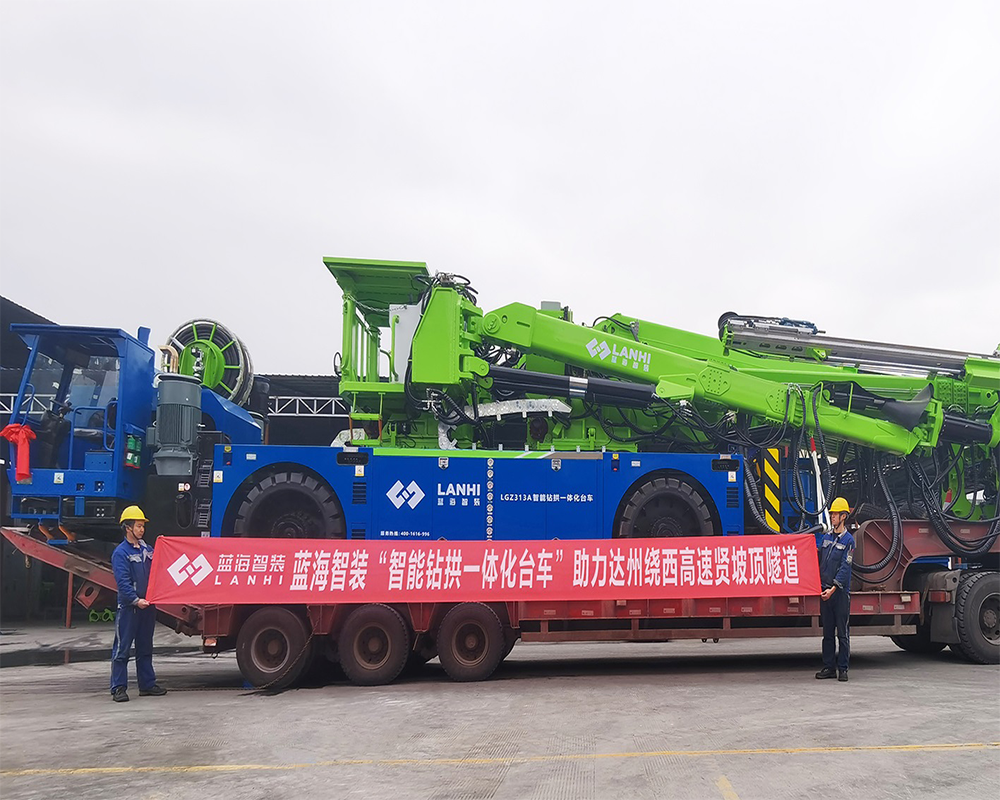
818 529 855 592
111 538 155 607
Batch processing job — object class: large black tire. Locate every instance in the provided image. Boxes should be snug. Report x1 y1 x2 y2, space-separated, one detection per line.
853 502 889 523
616 476 716 538
231 469 345 538
437 603 505 682
236 607 313 690
952 571 1000 664
338 604 411 686
890 620 946 655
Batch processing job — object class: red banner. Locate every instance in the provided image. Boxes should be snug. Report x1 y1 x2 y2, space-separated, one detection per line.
147 535 820 606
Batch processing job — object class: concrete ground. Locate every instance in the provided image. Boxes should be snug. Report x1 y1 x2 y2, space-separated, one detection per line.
0 623 998 800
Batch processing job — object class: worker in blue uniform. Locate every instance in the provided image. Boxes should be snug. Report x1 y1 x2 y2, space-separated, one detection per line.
110 506 166 702
815 497 855 682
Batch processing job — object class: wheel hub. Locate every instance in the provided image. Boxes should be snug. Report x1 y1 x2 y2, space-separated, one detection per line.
252 629 289 672
356 626 390 668
980 596 1000 644
455 623 487 665
649 516 684 537
270 510 315 538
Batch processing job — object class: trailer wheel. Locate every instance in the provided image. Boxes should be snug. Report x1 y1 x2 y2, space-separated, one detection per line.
236 607 312 690
952 571 1000 664
338 604 411 686
437 603 505 682
890 620 946 655
616 476 715 538
232 469 346 538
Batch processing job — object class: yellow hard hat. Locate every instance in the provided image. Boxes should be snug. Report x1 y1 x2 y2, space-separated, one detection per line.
830 497 851 514
119 505 149 524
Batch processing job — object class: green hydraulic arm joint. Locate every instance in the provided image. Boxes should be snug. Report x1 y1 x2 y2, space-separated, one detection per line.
409 286 486 387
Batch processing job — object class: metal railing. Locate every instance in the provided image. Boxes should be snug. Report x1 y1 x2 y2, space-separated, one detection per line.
0 393 54 416
0 393 349 419
267 395 349 418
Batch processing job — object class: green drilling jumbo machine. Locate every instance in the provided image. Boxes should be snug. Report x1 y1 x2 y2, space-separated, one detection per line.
326 256 999 660
329 257 998 530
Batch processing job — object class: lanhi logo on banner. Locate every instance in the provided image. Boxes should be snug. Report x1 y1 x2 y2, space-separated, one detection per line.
167 554 214 586
387 480 425 509
586 337 651 373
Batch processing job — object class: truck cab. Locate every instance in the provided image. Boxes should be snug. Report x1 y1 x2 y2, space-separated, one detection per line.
6 324 156 531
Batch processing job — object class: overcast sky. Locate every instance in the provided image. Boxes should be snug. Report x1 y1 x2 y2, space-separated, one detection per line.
1 1 997 378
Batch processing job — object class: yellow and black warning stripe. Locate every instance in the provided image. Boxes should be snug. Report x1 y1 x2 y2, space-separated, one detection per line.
761 447 782 531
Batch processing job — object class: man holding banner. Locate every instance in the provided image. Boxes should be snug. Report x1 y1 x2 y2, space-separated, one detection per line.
110 506 167 702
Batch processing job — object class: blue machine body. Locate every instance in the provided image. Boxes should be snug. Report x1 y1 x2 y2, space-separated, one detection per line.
210 445 744 540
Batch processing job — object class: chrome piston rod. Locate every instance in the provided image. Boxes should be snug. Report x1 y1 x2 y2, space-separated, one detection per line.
726 320 998 374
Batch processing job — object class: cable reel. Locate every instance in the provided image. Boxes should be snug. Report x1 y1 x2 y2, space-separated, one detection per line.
165 319 255 406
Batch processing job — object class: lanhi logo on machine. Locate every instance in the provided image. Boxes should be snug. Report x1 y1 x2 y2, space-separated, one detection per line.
386 480 425 509
438 482 481 498
586 338 651 372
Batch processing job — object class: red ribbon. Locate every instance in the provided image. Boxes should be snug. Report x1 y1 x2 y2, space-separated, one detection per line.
1 423 37 482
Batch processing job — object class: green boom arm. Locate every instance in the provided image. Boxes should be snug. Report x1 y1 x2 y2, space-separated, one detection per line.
480 303 937 455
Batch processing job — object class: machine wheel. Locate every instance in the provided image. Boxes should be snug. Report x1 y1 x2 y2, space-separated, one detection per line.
952 571 1000 664
437 603 505 682
231 469 346 538
236 607 313 690
616 476 716 538
890 620 946 655
853 502 889 523
338 605 411 686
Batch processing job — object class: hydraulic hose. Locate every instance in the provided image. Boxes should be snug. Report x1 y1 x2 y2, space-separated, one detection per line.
908 457 1000 555
852 453 904 576
743 458 782 534
741 446 828 535
811 386 833 514
786 393 817 520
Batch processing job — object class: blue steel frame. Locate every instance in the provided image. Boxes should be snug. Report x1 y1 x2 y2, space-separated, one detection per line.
210 445 744 540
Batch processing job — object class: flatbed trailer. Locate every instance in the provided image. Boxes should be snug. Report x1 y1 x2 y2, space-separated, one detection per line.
7 524 996 691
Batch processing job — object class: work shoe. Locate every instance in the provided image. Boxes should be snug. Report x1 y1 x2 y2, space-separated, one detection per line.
838 671 849 682
139 685 167 696
815 668 837 679
112 687 129 703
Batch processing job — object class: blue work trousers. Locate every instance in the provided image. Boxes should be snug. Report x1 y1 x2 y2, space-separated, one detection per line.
820 590 851 672
110 603 156 692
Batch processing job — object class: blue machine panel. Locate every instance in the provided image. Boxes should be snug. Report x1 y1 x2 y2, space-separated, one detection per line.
373 454 487 541
491 456 601 540
211 446 743 541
